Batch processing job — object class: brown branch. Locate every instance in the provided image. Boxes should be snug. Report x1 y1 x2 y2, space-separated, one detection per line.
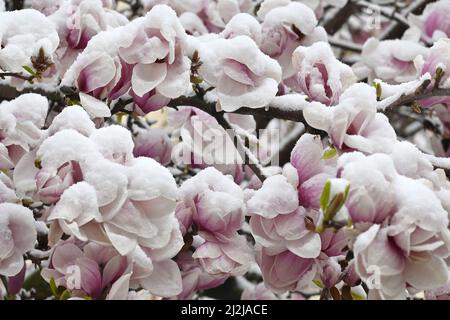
0 72 34 82
323 1 357 35
384 87 450 110
214 112 267 183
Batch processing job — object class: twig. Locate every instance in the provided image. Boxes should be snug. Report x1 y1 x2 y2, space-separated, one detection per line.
384 87 450 110
215 112 267 182
0 72 34 82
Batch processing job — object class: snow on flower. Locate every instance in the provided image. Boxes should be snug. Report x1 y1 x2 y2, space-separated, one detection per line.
0 94 48 170
178 167 244 236
286 41 356 106
62 5 191 113
259 1 327 80
408 0 450 41
352 38 428 83
197 35 282 111
0 9 59 75
0 203 36 277
303 83 397 154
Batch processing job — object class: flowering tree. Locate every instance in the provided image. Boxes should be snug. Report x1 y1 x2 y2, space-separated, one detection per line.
1 0 450 301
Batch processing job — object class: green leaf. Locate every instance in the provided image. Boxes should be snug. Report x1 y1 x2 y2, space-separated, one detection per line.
351 291 365 300
320 180 331 211
60 290 72 300
22 66 36 76
49 278 60 299
313 279 324 289
322 147 337 160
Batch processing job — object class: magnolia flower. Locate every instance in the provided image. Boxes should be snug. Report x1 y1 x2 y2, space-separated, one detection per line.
318 258 341 289
290 134 336 209
337 152 397 224
257 248 315 293
176 252 227 300
303 83 397 154
246 174 299 219
416 38 450 107
0 9 59 75
62 5 190 111
250 207 321 259
352 38 427 83
0 203 37 277
179 12 209 36
133 128 173 165
0 173 17 204
51 0 128 51
241 282 278 300
26 0 64 15
193 232 254 276
197 35 281 111
354 176 450 299
409 0 450 41
169 107 245 176
0 94 48 170
221 13 262 45
178 167 244 236
260 2 327 79
286 42 356 106
41 241 130 299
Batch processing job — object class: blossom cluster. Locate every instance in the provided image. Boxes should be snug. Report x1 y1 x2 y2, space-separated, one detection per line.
0 0 450 301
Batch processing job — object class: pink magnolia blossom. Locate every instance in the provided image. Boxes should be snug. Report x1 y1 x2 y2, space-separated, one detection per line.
337 152 397 224
303 83 397 154
0 94 48 170
197 35 281 111
250 207 321 258
178 167 244 236
193 232 254 276
259 2 327 80
62 5 191 112
352 38 427 83
354 176 450 299
176 252 227 300
286 41 356 106
246 174 298 219
257 248 315 293
417 38 450 107
41 241 129 299
0 203 36 277
241 282 278 300
133 128 173 165
290 134 336 209
409 0 450 41
220 13 262 44
0 9 59 76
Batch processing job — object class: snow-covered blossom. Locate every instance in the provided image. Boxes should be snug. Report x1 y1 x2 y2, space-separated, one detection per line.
259 2 327 79
0 9 59 75
41 240 130 299
303 83 397 154
176 252 227 299
257 248 315 293
290 134 336 209
50 0 128 73
286 41 356 106
0 94 48 170
193 232 253 276
133 128 172 165
198 35 282 111
409 0 450 41
416 38 450 107
178 167 244 236
352 38 428 83
62 5 191 112
0 203 36 277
